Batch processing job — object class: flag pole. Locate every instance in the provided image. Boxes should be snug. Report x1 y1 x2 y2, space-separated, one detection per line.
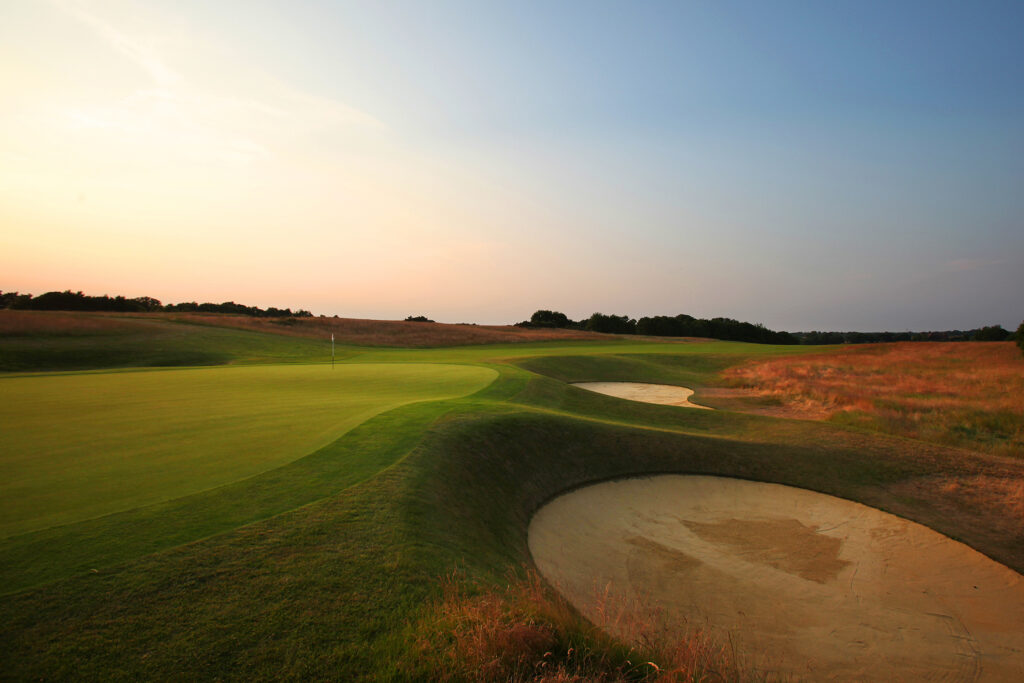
331 333 335 369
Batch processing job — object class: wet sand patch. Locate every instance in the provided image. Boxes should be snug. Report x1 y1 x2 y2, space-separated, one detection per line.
573 382 711 409
684 517 849 584
529 475 1024 681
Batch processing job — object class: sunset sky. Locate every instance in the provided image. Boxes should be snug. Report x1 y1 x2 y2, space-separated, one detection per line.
2 1 1022 330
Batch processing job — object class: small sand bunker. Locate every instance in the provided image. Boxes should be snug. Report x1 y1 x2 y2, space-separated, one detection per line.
573 382 711 409
529 475 1024 681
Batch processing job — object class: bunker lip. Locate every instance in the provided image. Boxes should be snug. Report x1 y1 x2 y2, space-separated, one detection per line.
529 475 1024 682
572 381 712 409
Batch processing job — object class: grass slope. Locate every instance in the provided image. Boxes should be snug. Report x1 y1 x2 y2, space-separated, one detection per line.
0 313 335 371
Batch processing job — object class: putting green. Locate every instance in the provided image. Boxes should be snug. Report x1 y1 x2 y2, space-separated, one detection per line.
0 363 495 537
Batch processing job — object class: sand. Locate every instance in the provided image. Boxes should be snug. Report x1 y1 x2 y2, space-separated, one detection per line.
529 475 1024 681
573 382 712 409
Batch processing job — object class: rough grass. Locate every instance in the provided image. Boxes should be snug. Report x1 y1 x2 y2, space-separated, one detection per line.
0 309 619 347
409 569 754 682
0 310 154 336
723 342 1024 456
162 312 620 346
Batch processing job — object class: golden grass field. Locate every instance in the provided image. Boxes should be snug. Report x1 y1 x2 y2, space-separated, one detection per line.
723 341 1023 457
715 341 1024 551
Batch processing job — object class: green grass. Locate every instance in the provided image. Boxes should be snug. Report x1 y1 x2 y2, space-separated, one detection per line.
2 320 1020 681
0 363 495 537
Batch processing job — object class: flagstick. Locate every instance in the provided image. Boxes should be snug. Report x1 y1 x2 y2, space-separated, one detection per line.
331 333 335 369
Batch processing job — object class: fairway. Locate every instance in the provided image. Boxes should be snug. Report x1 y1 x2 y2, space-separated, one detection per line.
0 363 495 537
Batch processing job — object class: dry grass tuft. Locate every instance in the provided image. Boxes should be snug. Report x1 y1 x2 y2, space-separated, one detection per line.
939 475 1024 521
725 342 1024 456
410 569 763 683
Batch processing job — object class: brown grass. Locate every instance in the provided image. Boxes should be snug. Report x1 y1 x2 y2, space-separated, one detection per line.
0 309 633 347
409 569 764 683
162 313 623 347
723 342 1024 457
894 473 1024 530
0 310 154 337
940 475 1024 518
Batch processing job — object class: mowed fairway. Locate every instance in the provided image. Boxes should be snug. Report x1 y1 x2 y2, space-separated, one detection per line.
0 363 495 537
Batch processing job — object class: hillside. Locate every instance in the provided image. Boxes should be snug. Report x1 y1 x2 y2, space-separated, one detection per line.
0 310 621 372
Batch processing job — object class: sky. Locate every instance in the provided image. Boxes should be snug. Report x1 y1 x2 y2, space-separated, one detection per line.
2 0 1022 331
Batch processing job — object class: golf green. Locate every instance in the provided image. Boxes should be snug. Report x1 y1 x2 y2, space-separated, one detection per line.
0 363 495 537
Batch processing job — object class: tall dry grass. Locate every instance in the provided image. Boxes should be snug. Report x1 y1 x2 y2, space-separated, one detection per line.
409 569 765 682
165 313 617 347
2 310 620 347
0 310 152 336
725 342 1024 457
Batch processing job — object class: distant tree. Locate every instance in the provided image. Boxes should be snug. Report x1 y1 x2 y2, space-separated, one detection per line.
130 296 163 311
972 325 1010 341
528 310 572 328
1017 321 1024 355
26 290 150 312
584 312 636 334
7 291 320 317
0 291 32 309
405 315 434 323
637 314 692 336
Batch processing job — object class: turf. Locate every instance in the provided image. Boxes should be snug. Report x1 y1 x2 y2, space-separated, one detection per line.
0 363 495 537
2 317 1021 681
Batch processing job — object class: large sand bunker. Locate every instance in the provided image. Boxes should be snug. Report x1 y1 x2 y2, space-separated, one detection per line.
529 475 1024 681
573 382 711 409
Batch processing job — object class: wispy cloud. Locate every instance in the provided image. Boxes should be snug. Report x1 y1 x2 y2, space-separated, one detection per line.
53 0 182 87
46 0 385 166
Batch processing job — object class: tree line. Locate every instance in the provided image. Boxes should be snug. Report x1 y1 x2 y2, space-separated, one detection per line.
0 290 313 318
518 310 1020 345
517 310 798 344
2 293 1017 349
793 325 1015 344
